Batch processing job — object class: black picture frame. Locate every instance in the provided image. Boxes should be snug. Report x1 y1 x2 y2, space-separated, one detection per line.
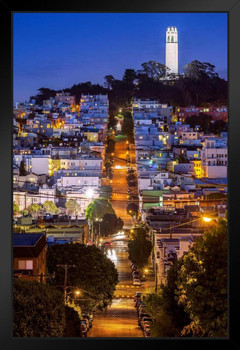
0 0 239 349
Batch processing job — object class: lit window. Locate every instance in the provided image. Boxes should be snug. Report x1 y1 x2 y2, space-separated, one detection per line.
18 260 33 270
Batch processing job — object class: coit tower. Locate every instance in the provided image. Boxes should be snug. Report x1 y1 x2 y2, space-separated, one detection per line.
165 26 178 74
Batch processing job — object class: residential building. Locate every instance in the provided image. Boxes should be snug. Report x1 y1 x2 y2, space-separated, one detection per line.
13 233 47 282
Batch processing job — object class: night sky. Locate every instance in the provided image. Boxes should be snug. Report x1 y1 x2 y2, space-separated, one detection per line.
13 12 227 103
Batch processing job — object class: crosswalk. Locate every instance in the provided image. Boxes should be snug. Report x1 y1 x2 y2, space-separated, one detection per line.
114 295 134 299
116 284 140 289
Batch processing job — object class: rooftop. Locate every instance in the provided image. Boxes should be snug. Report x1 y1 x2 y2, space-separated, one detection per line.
13 233 42 246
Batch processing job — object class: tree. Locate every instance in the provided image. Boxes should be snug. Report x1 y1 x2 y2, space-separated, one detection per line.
63 305 82 337
34 87 57 105
104 75 115 90
177 220 228 337
128 223 152 266
183 60 219 80
122 69 137 89
13 202 20 216
105 137 115 154
100 185 112 200
86 198 116 241
185 114 213 133
143 292 182 337
43 200 59 215
108 115 117 129
208 119 227 135
105 161 113 177
19 159 27 176
47 243 119 309
143 258 190 337
85 198 115 222
99 213 124 236
28 204 41 218
127 173 136 181
127 202 138 216
122 112 134 143
140 61 169 80
13 279 65 337
65 199 81 219
176 155 189 164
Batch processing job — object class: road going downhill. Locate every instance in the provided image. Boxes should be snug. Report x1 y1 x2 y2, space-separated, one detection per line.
88 245 143 337
110 138 137 229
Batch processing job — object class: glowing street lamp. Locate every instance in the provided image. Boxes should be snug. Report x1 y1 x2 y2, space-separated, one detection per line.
202 216 227 223
86 187 94 199
202 217 212 223
74 289 81 297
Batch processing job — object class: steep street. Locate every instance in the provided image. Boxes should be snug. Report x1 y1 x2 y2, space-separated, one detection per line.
111 138 138 229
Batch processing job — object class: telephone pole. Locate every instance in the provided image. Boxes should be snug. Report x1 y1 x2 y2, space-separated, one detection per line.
56 264 75 304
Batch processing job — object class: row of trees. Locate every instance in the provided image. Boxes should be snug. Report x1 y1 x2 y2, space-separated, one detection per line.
105 135 115 155
13 199 83 219
143 220 228 337
121 111 134 143
13 201 59 218
31 60 227 117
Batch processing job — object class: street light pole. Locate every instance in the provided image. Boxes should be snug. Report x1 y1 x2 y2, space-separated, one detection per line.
57 264 76 304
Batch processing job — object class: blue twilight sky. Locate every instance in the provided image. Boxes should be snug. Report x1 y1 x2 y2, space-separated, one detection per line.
13 12 228 103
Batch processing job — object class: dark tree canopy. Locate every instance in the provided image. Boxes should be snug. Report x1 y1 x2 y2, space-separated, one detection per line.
128 223 152 266
127 202 138 216
47 243 118 308
31 60 227 112
177 220 228 337
185 114 213 133
99 213 124 236
13 279 66 337
19 159 27 176
63 305 82 337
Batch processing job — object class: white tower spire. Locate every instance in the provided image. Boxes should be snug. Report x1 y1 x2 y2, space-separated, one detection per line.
165 26 178 75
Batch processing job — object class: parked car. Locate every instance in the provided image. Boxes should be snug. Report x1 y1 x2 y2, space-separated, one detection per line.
102 241 112 246
82 314 93 328
133 279 141 286
143 327 151 337
80 318 90 331
132 269 139 274
134 292 142 302
58 215 71 222
141 317 153 329
80 321 88 337
132 272 140 279
137 304 147 314
138 312 150 325
135 299 143 308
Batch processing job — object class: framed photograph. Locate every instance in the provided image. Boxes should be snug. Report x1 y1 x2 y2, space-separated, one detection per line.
0 0 239 349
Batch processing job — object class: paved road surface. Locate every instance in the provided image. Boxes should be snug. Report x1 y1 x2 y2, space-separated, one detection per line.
88 246 144 337
111 138 138 229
